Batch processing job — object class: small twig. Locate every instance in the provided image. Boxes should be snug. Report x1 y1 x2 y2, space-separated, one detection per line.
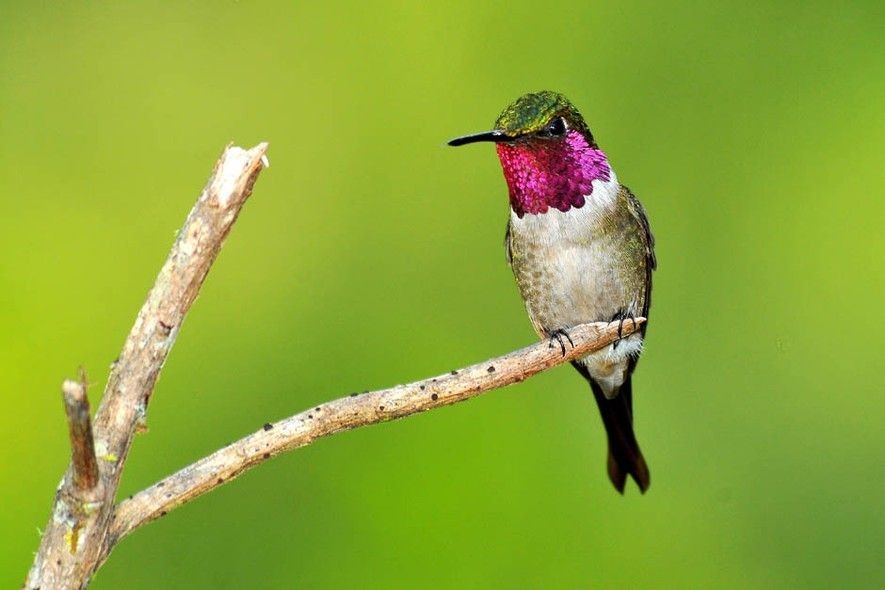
108 317 644 542
61 377 98 492
24 143 269 590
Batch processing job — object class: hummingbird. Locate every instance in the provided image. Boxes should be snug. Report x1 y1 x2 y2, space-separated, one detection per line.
448 91 656 493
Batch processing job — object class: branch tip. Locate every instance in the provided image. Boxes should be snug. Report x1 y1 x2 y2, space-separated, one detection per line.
62 378 99 493
213 142 269 207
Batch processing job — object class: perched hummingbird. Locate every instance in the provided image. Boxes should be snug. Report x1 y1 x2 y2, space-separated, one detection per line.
449 91 656 493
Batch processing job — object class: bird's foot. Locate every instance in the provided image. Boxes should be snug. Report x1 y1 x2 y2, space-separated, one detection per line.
548 328 574 357
611 311 638 350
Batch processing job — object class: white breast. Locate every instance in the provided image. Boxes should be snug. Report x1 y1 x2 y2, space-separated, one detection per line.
508 172 621 245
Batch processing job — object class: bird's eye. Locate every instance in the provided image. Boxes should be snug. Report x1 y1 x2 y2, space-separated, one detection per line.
539 116 567 138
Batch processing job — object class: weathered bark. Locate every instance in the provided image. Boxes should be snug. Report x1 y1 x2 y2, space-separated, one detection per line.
109 318 643 542
24 143 269 590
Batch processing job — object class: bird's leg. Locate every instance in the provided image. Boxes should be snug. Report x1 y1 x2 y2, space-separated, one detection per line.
548 328 574 357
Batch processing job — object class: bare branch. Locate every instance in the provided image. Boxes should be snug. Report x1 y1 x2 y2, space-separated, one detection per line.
61 377 99 492
109 317 644 542
24 143 269 590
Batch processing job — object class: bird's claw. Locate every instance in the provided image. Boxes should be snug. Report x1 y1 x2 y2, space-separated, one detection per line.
548 328 574 357
613 311 638 350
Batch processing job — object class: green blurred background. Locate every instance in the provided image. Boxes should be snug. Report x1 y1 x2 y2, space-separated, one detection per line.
2 1 882 588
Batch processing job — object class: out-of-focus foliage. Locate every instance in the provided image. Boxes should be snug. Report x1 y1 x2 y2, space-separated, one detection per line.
1 1 882 588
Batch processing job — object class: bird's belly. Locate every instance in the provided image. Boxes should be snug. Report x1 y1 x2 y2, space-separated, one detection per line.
510 227 642 398
512 240 630 332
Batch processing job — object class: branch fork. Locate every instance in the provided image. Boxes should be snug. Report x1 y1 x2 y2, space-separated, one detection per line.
25 143 269 590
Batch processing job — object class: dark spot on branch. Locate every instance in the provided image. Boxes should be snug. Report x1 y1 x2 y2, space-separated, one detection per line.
158 319 173 334
159 511 167 517
308 414 313 419
431 393 438 401
263 423 273 431
450 370 458 375
165 493 171 499
315 407 321 412
487 365 496 373
419 385 425 390
57 559 61 566
217 478 224 484
379 405 385 411
263 452 270 459
158 481 164 487
349 392 358 397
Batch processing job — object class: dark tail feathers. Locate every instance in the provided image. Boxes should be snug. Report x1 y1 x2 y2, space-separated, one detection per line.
572 362 650 494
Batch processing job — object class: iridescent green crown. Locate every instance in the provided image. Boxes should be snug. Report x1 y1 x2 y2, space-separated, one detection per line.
494 91 592 140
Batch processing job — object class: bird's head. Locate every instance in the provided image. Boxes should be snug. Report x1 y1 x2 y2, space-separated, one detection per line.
449 91 611 217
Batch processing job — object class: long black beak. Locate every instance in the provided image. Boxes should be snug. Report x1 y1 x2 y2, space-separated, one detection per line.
447 130 512 147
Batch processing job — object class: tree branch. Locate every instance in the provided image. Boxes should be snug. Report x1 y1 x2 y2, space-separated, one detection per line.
61 376 99 493
24 143 269 590
108 317 644 542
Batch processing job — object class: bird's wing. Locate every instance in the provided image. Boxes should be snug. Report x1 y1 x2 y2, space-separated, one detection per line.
504 219 514 266
621 185 655 320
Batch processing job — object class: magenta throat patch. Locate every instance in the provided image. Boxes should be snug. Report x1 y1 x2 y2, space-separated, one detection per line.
496 130 611 217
